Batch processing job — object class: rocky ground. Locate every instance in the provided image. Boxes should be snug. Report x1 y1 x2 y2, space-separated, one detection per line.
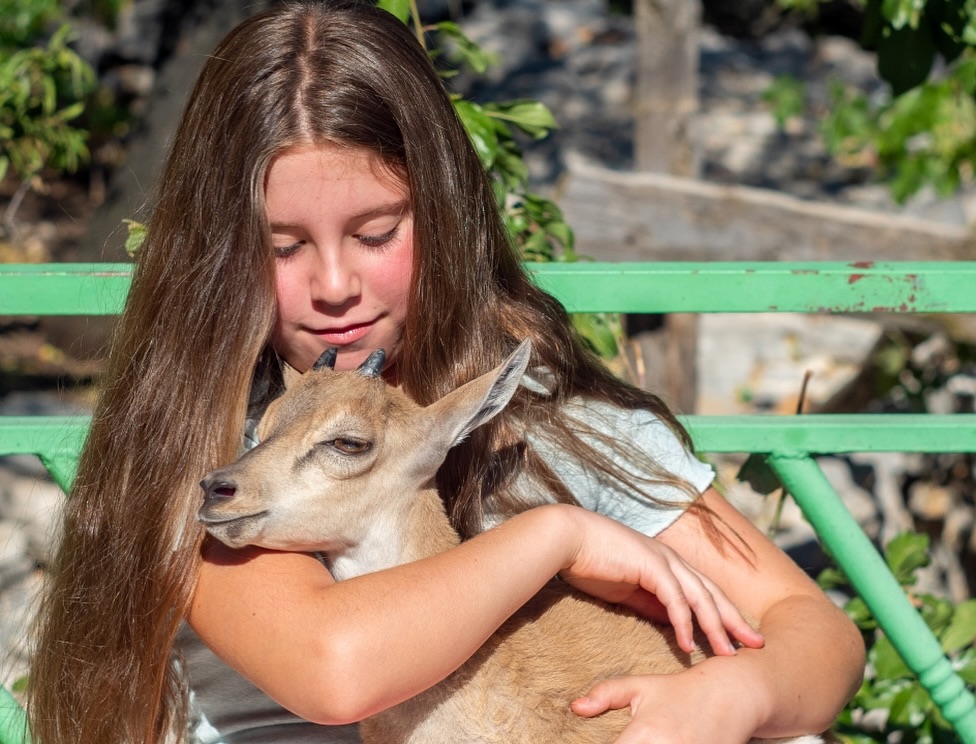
3 0 976 690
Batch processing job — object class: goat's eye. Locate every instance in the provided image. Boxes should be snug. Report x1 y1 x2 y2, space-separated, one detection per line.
326 437 371 455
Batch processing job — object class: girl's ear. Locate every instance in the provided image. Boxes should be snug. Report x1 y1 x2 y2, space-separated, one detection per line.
426 339 532 449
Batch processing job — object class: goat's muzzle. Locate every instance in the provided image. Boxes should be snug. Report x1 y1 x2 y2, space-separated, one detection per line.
197 474 262 531
200 474 238 507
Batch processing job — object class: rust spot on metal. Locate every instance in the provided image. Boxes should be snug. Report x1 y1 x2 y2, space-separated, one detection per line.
850 261 875 269
848 274 866 284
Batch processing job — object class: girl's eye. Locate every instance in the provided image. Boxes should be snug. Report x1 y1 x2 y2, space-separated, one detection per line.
274 240 305 259
355 224 400 248
325 437 371 455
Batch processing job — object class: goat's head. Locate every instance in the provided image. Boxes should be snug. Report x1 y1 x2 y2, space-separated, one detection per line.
197 339 532 552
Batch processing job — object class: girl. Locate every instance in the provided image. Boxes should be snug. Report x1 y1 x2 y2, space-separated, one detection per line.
27 2 864 742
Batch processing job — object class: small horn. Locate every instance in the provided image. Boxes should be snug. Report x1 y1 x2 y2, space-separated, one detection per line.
312 347 338 371
357 349 386 378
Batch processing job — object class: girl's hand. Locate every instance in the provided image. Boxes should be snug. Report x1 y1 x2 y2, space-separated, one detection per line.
555 505 764 657
571 667 763 744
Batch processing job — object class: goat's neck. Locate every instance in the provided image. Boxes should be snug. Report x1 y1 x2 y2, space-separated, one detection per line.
325 485 461 582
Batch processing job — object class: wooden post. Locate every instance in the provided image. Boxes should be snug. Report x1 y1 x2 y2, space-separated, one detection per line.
634 0 701 176
631 0 702 414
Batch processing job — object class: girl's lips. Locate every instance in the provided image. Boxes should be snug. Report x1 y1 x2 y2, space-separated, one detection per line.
310 321 375 346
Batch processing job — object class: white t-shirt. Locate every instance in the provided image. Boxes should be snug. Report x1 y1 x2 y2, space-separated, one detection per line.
179 398 714 743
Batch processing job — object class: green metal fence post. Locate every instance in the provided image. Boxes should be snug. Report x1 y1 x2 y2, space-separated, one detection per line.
767 453 976 741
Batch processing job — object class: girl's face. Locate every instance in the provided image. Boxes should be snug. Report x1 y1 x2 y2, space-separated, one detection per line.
266 145 413 375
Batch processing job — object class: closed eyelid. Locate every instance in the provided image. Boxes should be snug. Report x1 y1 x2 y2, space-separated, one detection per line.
355 223 400 243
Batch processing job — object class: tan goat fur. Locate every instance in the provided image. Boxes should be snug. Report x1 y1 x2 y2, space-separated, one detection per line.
198 341 824 744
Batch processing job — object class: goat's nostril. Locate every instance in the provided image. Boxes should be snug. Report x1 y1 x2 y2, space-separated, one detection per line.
201 478 237 502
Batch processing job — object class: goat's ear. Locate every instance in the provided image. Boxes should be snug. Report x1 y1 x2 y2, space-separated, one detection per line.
428 339 532 448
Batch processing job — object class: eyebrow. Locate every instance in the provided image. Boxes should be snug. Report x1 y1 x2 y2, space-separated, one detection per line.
269 199 410 231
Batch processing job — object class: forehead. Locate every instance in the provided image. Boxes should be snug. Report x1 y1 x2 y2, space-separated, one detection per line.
264 144 408 216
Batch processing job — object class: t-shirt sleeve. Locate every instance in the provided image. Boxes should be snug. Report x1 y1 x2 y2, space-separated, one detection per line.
531 400 714 537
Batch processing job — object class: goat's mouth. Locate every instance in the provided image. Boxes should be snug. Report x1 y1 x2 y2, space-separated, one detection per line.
197 508 270 548
196 509 269 526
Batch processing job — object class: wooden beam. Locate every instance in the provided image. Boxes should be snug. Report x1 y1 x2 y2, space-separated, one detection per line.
557 154 976 262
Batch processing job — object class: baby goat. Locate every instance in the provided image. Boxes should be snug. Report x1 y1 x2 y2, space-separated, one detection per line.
198 341 825 744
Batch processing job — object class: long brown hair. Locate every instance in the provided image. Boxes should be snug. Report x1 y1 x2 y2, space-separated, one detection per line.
27 2 693 741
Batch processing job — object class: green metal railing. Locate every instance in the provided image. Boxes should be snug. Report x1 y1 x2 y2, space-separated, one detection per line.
2 261 976 742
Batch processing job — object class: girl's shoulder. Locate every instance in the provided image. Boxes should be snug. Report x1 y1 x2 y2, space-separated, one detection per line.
524 394 715 536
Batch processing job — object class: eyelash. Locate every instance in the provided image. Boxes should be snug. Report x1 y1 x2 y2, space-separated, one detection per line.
356 224 400 249
273 225 401 259
274 240 305 259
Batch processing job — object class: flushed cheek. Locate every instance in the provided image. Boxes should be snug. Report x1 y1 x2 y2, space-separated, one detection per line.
270 273 311 362
378 238 414 310
272 276 298 329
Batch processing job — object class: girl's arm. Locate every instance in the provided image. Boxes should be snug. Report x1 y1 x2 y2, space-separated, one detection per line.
189 501 756 725
572 487 866 743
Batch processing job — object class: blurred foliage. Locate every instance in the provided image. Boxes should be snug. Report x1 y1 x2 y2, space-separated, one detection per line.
0 0 96 227
377 0 624 361
819 532 976 743
770 0 976 204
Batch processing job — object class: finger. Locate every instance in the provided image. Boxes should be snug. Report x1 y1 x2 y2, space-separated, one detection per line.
574 680 667 744
639 555 715 653
630 550 701 650
648 555 750 656
688 569 764 653
571 677 643 718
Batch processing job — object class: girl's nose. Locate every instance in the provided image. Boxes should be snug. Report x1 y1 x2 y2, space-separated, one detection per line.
310 249 361 306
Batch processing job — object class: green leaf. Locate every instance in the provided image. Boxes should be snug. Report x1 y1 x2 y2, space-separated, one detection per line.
878 17 937 95
884 531 930 585
488 100 558 139
572 313 620 359
433 21 498 75
929 0 968 62
882 0 926 29
844 596 877 629
954 647 976 685
376 0 410 24
816 566 848 591
763 75 805 128
453 99 499 170
964 5 976 46
872 633 912 680
122 219 146 257
887 682 931 727
545 220 575 256
855 674 911 709
735 453 783 497
940 599 976 653
919 595 955 637
56 100 85 122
